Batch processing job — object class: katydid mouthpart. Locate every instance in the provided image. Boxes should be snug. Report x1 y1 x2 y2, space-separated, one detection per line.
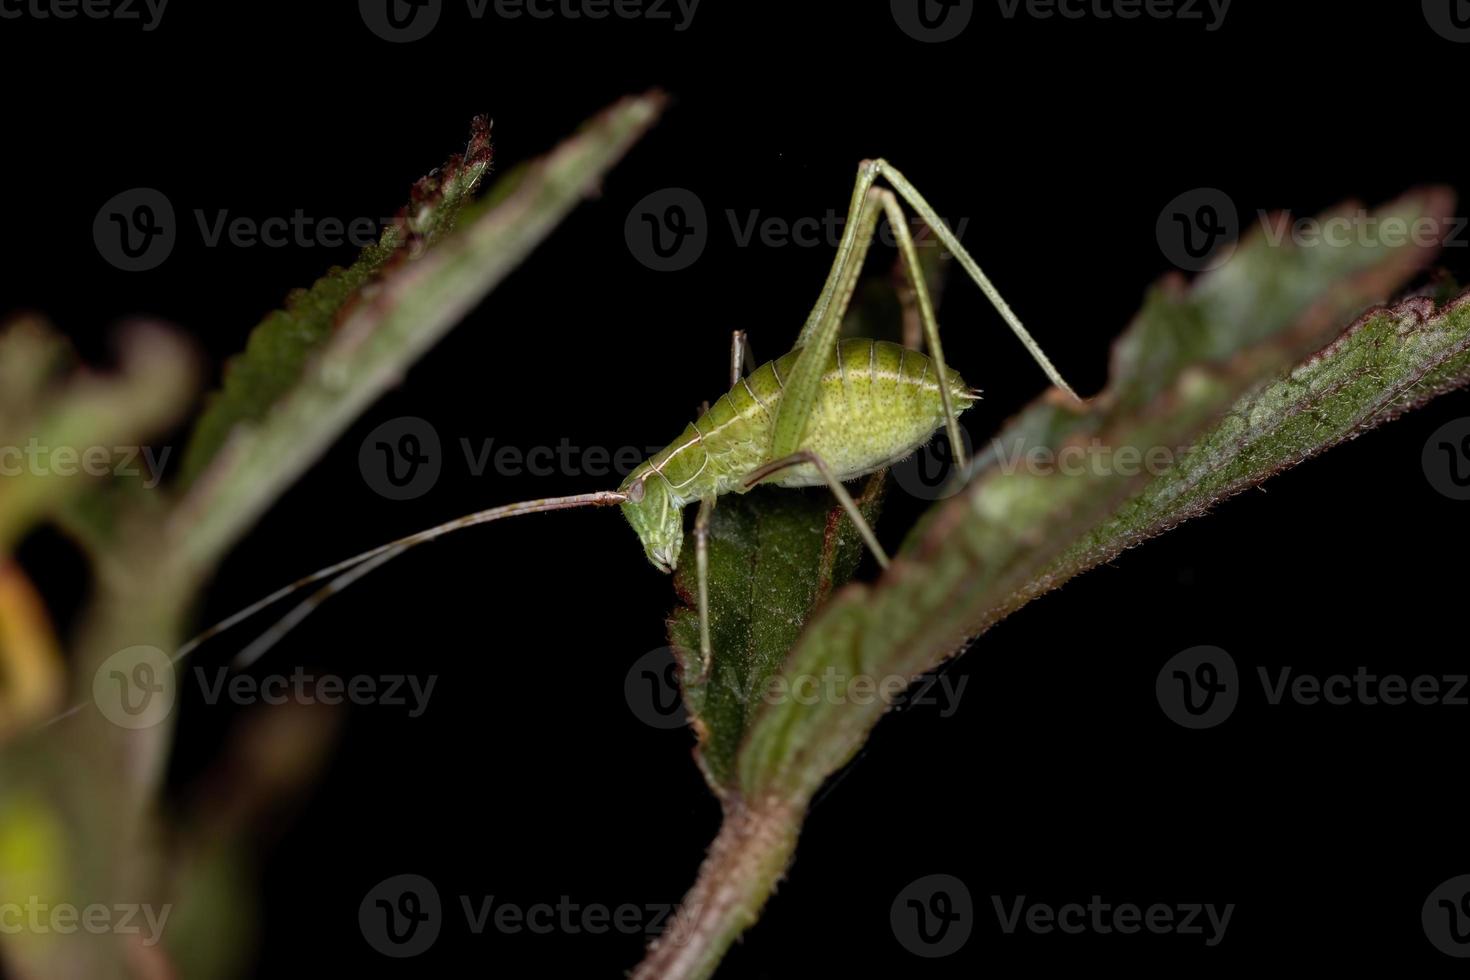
170 159 1081 682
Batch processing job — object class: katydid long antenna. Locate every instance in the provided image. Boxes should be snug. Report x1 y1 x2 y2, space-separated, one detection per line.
183 490 629 671
36 489 628 730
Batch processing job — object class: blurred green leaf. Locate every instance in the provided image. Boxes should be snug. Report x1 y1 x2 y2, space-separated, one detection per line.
178 119 495 486
0 96 667 980
0 320 197 552
171 92 667 572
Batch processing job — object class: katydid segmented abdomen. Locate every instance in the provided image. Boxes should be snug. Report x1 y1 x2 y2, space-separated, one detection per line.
772 338 979 489
628 338 978 507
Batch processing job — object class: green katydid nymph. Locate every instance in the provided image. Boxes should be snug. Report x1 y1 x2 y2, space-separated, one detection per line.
181 159 1080 677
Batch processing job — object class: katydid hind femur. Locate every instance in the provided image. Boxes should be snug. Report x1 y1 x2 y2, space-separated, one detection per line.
167 159 1080 682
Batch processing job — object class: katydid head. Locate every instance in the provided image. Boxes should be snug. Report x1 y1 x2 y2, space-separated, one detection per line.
618 471 683 573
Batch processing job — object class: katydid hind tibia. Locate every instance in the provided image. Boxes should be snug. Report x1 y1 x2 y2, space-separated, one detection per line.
175 159 1080 680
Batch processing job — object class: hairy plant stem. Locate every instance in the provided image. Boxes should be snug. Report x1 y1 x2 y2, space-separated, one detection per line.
633 795 801 980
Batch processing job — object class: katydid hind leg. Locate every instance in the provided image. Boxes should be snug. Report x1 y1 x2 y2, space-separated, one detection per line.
795 163 885 351
871 159 1079 401
772 172 887 461
873 188 968 471
775 159 1077 477
742 451 890 570
692 494 717 684
729 330 756 386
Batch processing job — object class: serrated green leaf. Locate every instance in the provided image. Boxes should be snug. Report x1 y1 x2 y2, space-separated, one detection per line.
668 476 885 795
636 187 1465 980
664 238 946 796
178 119 495 486
171 93 667 572
741 187 1462 802
0 320 197 552
0 97 666 980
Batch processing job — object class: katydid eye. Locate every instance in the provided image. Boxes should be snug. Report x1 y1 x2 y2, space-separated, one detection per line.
627 480 646 503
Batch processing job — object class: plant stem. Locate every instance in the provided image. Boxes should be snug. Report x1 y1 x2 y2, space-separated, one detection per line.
632 795 801 980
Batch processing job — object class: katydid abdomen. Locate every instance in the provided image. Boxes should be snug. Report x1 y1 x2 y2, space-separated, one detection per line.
617 338 978 572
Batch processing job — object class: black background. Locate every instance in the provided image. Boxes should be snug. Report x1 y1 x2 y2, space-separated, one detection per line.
4 1 1469 975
